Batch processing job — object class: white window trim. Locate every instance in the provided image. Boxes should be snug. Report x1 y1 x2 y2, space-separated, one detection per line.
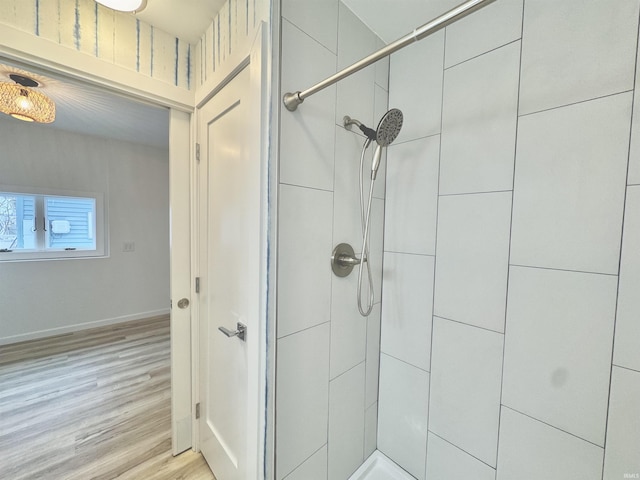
0 184 108 262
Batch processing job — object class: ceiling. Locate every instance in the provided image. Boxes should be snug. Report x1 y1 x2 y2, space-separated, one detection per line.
0 60 170 149
135 0 227 44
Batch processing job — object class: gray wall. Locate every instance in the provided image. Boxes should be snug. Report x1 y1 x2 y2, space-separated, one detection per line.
379 0 640 478
0 118 170 343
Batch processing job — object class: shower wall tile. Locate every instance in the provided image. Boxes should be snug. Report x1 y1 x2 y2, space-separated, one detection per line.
330 271 367 379
328 363 366 480
373 84 390 199
378 354 429 480
282 446 327 480
384 136 440 255
440 42 520 195
333 126 378 253
365 304 381 408
364 403 378 459
280 20 337 192
276 324 330 480
277 185 333 338
389 32 445 144
510 93 631 275
518 0 639 115
444 0 523 69
602 367 640 479
630 35 640 186
502 266 618 446
433 192 512 333
496 408 604 480
614 187 640 372
335 2 377 129
374 38 390 92
282 0 339 53
381 252 434 372
369 199 385 302
429 318 504 467
425 433 496 480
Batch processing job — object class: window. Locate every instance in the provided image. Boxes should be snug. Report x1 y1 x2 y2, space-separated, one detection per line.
0 187 105 261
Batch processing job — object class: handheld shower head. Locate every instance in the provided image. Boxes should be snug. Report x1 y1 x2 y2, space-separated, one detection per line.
371 108 403 179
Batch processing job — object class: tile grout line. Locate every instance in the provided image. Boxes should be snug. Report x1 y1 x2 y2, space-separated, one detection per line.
518 89 635 119
444 37 522 72
509 263 618 278
428 430 497 471
495 0 526 470
600 7 640 479
423 24 448 476
501 404 605 450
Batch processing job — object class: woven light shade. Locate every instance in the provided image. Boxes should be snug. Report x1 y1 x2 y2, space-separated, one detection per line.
0 82 56 123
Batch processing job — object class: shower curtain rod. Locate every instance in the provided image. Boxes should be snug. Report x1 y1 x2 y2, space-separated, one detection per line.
283 0 496 112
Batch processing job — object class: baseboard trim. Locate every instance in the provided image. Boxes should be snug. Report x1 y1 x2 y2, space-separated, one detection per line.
0 309 171 346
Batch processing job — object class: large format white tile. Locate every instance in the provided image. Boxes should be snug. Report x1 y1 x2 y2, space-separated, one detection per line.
511 93 632 275
630 31 640 186
497 408 604 480
365 402 378 458
333 126 381 252
603 367 640 480
330 270 367 379
369 198 385 302
502 266 618 446
328 363 366 480
335 2 377 129
384 136 440 255
444 0 523 68
381 252 434 371
282 0 338 53
280 20 337 191
440 42 520 195
426 433 496 480
283 446 327 480
374 37 389 91
389 31 444 143
519 0 639 114
429 318 503 467
433 192 512 333
373 83 389 199
277 185 333 338
365 304 381 408
378 354 429 480
276 324 330 480
613 187 640 372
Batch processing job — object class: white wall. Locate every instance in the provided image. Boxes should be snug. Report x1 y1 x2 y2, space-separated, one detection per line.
0 116 169 344
380 0 640 478
275 1 389 478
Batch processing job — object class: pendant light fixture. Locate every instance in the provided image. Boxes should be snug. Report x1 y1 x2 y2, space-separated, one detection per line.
94 0 147 13
0 74 56 123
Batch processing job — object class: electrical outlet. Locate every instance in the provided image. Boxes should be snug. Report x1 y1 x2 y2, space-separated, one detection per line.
122 241 135 252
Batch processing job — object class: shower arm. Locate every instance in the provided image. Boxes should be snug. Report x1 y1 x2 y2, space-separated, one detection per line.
283 0 496 112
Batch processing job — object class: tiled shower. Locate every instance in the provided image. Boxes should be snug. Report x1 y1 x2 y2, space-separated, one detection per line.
275 0 640 479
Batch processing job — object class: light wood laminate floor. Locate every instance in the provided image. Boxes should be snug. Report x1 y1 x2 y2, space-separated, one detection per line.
0 315 216 480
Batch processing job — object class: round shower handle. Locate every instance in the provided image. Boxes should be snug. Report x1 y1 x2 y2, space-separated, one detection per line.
331 243 363 277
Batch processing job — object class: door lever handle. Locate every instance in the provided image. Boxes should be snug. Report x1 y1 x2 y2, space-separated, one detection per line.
218 322 247 342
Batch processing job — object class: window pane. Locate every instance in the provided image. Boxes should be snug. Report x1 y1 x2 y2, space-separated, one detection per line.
0 193 36 250
45 196 96 250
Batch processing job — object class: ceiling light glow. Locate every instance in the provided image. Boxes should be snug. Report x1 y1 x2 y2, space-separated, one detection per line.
94 0 147 12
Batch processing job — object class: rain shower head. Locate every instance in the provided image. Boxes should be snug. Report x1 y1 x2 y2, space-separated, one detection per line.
371 108 403 179
375 108 403 146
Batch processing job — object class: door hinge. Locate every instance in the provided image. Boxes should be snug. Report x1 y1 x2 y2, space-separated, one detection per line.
196 143 200 162
195 277 200 293
195 402 200 419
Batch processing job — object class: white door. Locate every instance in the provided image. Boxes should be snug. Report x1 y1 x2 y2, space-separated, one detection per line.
196 44 264 479
169 109 193 454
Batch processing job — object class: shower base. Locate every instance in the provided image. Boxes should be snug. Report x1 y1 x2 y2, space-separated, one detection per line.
348 451 416 480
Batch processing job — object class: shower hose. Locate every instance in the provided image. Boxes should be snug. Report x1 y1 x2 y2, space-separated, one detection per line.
357 139 376 317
